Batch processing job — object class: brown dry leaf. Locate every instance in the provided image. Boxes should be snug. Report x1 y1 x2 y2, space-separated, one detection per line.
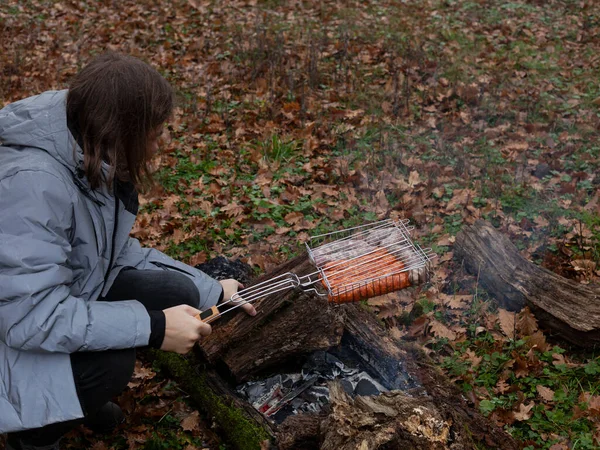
463 349 482 368
375 190 389 212
498 308 516 338
408 170 421 187
90 442 110 450
494 379 510 395
389 326 407 340
438 253 454 265
189 252 207 266
572 259 596 272
429 319 457 340
440 293 472 309
552 353 567 367
407 315 429 338
513 402 535 421
536 385 555 402
534 215 549 227
445 189 475 212
503 141 529 152
513 356 529 378
220 202 245 218
517 307 538 336
181 410 201 432
132 360 156 381
369 290 413 307
588 396 600 416
527 331 549 352
284 211 304 225
549 443 569 450
436 234 455 246
377 303 404 319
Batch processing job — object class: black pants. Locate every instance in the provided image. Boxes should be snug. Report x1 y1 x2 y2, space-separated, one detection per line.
8 269 200 446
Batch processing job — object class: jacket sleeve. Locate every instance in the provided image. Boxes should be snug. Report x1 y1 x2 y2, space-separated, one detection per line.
113 237 223 310
0 171 151 353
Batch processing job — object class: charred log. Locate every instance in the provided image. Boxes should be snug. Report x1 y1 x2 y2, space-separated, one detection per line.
455 220 600 347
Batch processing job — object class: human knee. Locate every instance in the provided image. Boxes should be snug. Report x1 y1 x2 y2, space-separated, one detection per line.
171 273 201 308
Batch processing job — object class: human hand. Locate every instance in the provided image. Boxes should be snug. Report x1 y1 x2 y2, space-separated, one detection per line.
160 304 212 354
219 279 257 317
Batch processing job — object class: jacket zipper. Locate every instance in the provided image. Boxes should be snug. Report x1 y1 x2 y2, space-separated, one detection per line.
104 182 119 284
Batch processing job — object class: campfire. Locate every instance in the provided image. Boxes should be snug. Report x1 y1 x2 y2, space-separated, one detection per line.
235 338 421 423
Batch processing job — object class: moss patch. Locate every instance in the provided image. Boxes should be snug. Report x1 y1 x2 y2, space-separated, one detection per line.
150 350 272 450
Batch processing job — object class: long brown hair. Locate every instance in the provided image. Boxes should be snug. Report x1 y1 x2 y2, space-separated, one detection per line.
66 52 174 190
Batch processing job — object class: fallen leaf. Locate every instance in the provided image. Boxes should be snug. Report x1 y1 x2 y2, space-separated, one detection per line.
552 353 567 367
389 326 407 340
549 443 569 450
494 379 510 394
429 319 457 340
375 190 390 212
527 331 548 352
407 315 429 337
498 308 516 338
513 402 535 421
408 170 421 187
446 189 475 211
220 202 245 218
513 356 529 378
463 349 482 368
440 293 472 309
536 385 555 402
588 395 600 416
284 211 304 225
189 252 208 266
181 411 201 432
517 307 538 336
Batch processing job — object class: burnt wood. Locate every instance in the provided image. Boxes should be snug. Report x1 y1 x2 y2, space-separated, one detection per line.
455 220 600 347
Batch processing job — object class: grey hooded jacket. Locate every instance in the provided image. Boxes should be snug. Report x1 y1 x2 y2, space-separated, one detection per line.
0 90 222 433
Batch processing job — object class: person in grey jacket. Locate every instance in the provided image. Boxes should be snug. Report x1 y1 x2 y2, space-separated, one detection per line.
0 52 256 450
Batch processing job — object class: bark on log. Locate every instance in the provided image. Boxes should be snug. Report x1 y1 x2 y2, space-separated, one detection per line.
455 219 600 346
155 253 518 450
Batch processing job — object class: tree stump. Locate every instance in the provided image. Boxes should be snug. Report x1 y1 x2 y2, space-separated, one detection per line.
455 219 600 346
152 253 518 450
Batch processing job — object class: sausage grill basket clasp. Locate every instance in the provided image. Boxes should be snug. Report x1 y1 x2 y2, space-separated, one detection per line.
196 219 435 323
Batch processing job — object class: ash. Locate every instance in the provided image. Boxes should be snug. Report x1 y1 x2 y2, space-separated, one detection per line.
236 351 387 422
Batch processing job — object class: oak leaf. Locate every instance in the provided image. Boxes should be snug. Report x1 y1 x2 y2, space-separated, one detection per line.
181 410 201 432
440 293 471 309
527 331 548 352
284 211 304 225
517 307 538 336
463 349 482 368
429 319 457 340
494 379 510 394
407 316 429 338
536 385 555 402
498 308 516 338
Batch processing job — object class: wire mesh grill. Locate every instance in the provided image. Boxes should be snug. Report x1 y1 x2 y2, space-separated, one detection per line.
306 219 434 303
213 219 434 319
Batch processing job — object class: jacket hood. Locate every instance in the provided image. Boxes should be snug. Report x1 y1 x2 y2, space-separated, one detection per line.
0 90 83 174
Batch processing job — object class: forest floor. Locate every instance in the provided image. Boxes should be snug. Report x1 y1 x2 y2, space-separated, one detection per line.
2 0 600 448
